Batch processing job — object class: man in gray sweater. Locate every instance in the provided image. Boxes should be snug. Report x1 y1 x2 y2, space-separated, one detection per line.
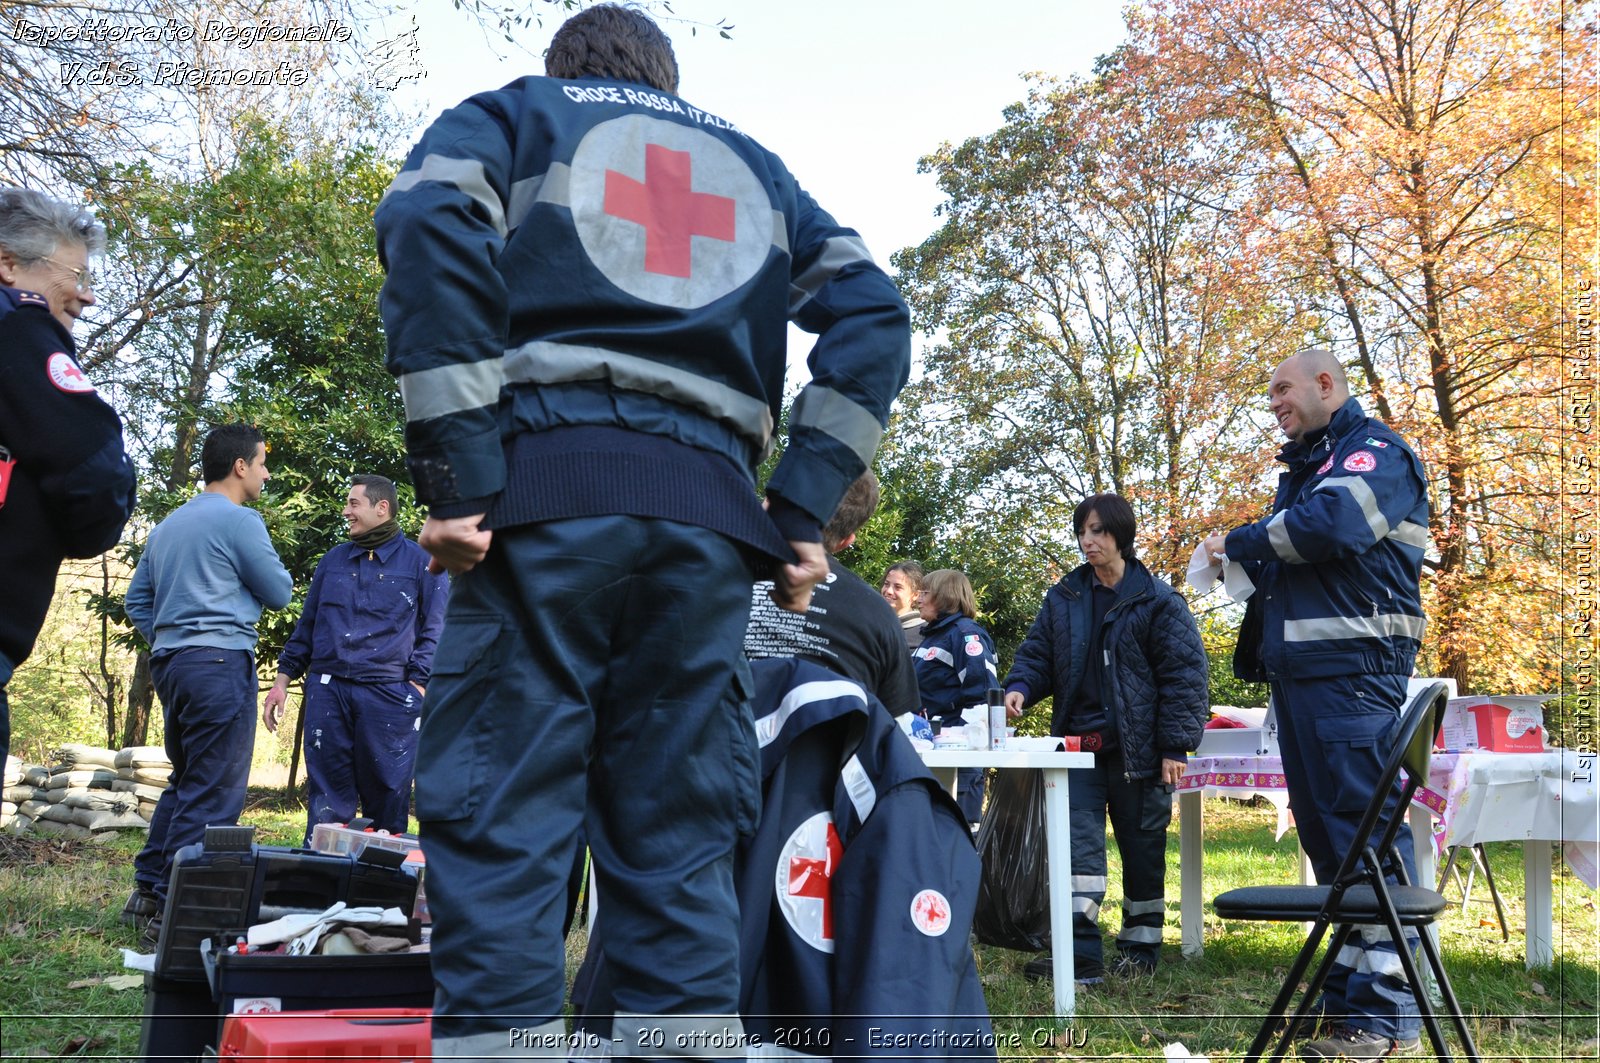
122 423 293 947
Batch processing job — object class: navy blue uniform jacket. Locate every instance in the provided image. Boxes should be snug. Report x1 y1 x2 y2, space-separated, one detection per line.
574 658 995 1057
0 287 135 668
276 536 448 686
1004 559 1209 778
1227 397 1429 682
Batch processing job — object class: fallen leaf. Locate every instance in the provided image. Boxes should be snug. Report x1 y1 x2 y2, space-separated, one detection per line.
105 973 145 991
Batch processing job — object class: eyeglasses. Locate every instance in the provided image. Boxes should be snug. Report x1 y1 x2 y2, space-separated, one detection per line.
43 258 95 293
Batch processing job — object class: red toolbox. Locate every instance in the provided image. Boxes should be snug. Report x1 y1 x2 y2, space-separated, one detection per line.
214 1007 430 1060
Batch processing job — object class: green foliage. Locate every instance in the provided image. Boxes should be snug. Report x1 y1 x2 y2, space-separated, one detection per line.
1198 611 1270 709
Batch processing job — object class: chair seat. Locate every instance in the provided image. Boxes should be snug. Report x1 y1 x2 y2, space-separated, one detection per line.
1215 883 1448 923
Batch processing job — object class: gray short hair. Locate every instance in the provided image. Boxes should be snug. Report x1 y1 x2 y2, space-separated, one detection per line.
0 187 105 262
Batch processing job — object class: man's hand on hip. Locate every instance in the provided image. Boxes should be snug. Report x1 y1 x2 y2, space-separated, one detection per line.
420 514 492 575
770 539 829 613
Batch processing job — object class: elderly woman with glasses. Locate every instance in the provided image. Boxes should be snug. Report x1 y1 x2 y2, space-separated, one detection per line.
0 187 135 765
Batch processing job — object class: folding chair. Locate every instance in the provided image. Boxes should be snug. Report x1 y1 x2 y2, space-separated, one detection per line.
1213 682 1482 1063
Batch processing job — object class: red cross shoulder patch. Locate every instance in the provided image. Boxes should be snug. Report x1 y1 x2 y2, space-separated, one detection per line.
1342 450 1378 473
910 889 952 936
47 352 96 394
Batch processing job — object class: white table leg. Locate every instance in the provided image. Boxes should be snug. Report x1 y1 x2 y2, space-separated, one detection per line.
1179 790 1203 958
1525 840 1554 968
930 766 957 799
1040 767 1075 1019
1408 807 1439 999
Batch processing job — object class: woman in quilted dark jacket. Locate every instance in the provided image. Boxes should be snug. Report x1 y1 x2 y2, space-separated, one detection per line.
1002 493 1208 984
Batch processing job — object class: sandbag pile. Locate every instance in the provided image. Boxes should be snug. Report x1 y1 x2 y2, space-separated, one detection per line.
2 743 173 839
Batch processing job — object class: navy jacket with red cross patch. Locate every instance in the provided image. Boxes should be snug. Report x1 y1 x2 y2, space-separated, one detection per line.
1226 397 1429 681
0 286 136 669
911 613 1000 724
572 657 995 1057
375 76 910 554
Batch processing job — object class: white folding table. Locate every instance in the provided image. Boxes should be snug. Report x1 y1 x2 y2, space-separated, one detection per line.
920 748 1095 1019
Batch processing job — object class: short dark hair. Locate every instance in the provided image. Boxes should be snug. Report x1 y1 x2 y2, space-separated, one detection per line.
351 473 398 514
884 559 925 590
822 470 879 553
1072 492 1137 560
200 423 265 485
546 3 679 94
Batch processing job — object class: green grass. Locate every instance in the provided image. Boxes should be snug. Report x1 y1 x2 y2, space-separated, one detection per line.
0 796 1595 1059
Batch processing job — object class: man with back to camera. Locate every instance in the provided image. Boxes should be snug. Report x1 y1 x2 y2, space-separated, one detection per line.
744 470 920 718
1201 347 1429 1059
880 560 927 649
260 474 448 845
374 4 911 1057
0 187 136 767
122 423 293 948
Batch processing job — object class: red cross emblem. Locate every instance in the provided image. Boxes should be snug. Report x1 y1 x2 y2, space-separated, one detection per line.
47 352 94 394
604 143 736 278
777 813 843 952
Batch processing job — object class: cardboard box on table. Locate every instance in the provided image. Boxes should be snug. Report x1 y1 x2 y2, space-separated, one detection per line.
1436 695 1552 753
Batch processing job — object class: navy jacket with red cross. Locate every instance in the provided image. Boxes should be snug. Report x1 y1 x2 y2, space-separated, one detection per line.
0 287 136 669
911 613 1000 724
375 75 910 553
572 657 995 1057
1227 397 1429 682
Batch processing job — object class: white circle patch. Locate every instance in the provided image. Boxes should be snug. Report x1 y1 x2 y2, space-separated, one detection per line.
568 115 774 309
47 352 95 394
910 889 952 936
776 812 841 954
1342 450 1377 473
964 637 984 657
1316 455 1335 475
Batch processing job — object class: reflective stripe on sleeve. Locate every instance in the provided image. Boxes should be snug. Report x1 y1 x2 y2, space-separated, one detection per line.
788 234 874 314
384 154 507 237
1266 511 1307 563
397 358 504 422
789 384 884 468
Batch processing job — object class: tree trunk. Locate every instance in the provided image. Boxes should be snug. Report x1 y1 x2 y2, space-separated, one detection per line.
121 650 156 749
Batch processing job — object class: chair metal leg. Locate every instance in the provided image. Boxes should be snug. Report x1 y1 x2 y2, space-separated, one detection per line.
1242 919 1341 1063
1416 919 1484 1063
1472 844 1510 943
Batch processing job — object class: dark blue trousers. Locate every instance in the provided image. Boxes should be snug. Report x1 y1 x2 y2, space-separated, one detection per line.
417 516 760 1047
1066 748 1171 975
1272 672 1421 1041
133 647 257 902
302 675 421 843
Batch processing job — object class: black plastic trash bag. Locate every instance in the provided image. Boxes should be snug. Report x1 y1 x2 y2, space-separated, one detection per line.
972 766 1050 951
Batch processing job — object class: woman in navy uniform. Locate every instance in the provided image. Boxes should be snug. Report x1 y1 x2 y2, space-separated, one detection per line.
0 187 135 766
911 568 999 826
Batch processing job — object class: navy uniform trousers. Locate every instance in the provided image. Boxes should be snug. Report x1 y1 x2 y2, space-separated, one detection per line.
133 647 257 903
302 675 423 842
1066 748 1171 978
418 515 761 1058
1272 672 1421 1042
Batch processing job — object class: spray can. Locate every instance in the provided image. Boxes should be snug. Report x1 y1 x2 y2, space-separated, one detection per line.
987 689 1006 751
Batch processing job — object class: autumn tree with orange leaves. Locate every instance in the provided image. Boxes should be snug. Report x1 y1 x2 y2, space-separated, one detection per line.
1128 0 1594 692
893 58 1297 592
